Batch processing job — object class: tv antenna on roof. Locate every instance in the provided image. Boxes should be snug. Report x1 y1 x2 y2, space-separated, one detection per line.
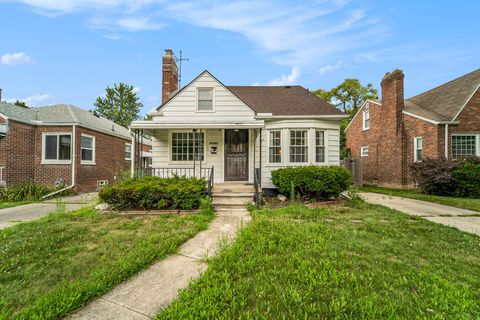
174 50 189 88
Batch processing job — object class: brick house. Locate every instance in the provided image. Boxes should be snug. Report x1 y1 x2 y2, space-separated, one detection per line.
345 68 480 188
0 103 152 192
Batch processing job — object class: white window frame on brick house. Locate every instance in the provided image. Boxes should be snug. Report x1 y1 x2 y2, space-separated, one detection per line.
360 146 369 157
362 103 370 131
451 134 480 159
125 143 132 160
80 134 96 165
289 129 308 163
0 167 4 186
413 137 423 162
196 87 214 112
41 132 72 165
268 130 282 163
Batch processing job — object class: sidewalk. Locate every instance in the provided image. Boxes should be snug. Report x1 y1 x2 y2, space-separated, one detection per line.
361 192 480 236
0 193 98 230
69 208 250 319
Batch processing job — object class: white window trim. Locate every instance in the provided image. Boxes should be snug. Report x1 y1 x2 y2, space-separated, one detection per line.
362 106 370 131
315 130 326 163
196 87 215 113
413 136 423 162
360 146 369 157
451 133 480 159
168 130 206 164
268 130 282 164
289 129 309 163
41 132 72 165
125 143 132 161
80 133 96 165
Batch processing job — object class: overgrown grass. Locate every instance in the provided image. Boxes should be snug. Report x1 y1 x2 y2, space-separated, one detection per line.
360 185 480 212
158 201 480 319
0 201 31 210
0 207 214 319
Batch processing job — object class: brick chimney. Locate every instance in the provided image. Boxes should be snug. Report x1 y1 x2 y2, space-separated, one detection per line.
381 69 404 132
162 49 179 104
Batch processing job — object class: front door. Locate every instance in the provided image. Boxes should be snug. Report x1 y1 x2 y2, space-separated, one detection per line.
224 129 248 181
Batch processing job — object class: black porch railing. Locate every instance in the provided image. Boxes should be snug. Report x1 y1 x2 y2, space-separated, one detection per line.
141 167 215 195
253 167 261 205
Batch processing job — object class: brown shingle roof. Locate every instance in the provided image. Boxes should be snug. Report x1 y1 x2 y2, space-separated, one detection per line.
227 85 345 116
404 68 480 121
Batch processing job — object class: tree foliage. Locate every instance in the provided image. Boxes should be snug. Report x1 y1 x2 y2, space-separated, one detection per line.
14 100 29 108
94 83 142 128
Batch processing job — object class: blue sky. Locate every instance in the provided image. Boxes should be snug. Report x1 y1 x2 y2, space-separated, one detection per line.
0 0 479 116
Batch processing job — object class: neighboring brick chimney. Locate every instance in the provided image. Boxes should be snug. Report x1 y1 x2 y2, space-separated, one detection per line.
381 69 404 133
162 49 179 104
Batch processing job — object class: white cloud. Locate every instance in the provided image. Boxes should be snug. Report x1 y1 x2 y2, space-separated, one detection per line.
132 86 141 93
1 52 34 66
319 60 343 75
89 16 165 32
6 94 55 106
254 66 300 86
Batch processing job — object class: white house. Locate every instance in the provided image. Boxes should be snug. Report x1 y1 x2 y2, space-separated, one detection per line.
130 50 347 192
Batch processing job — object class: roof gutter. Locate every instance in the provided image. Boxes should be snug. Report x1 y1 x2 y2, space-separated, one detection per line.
254 114 348 120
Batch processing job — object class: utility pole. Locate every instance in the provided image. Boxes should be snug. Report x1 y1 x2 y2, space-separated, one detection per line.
174 50 189 88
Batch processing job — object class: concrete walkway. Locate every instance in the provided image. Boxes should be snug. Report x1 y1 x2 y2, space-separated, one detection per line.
0 193 98 230
69 208 250 320
361 192 480 236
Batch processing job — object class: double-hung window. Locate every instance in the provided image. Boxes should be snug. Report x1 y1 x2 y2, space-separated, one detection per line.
197 88 213 111
43 133 71 164
81 134 95 165
172 132 204 161
363 105 370 130
360 146 369 157
452 134 478 159
290 130 308 163
316 130 325 162
413 137 423 162
125 143 132 160
269 130 282 163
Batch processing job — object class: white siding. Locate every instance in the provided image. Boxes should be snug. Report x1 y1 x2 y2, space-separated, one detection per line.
155 72 256 123
260 119 341 189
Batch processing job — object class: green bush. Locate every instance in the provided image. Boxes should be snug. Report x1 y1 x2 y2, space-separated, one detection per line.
451 161 480 198
99 176 207 210
0 183 54 202
271 166 351 200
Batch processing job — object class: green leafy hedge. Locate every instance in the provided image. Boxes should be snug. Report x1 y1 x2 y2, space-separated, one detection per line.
271 166 351 200
411 158 480 198
99 176 207 210
0 183 54 202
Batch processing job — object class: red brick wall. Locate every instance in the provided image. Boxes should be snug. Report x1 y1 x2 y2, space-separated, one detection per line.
446 89 480 158
75 127 132 192
162 50 179 104
0 119 35 186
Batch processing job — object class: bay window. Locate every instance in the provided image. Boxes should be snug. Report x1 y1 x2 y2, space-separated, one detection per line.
316 130 325 162
290 130 308 163
269 130 282 163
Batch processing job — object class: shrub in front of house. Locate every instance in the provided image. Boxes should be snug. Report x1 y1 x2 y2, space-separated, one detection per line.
411 157 480 198
0 182 54 202
271 166 351 200
451 159 480 198
99 176 207 210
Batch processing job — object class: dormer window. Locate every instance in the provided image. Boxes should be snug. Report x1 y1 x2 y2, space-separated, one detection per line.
197 88 213 111
363 103 370 130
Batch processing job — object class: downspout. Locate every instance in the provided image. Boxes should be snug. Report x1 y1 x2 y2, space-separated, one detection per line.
130 129 135 177
42 125 76 199
444 124 449 160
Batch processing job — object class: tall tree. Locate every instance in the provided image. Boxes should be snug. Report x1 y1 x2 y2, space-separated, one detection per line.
14 100 29 108
94 83 142 128
313 79 378 159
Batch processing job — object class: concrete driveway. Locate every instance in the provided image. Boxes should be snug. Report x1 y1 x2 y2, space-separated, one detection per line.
361 192 480 236
0 193 98 230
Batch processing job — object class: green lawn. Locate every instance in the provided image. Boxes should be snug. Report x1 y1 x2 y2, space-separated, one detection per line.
0 208 214 320
360 185 480 212
0 201 31 210
158 201 480 319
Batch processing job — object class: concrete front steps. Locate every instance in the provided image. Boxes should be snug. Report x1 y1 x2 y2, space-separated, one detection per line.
212 183 255 209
